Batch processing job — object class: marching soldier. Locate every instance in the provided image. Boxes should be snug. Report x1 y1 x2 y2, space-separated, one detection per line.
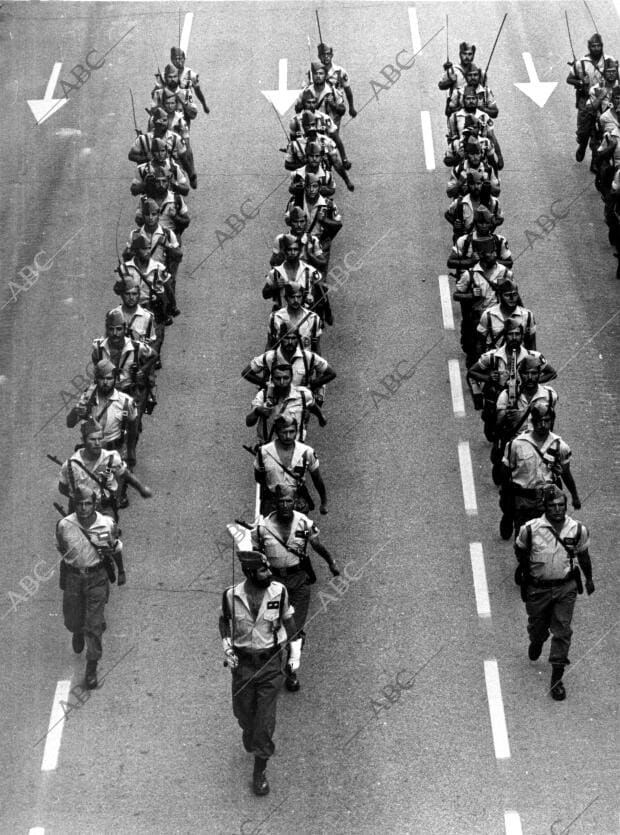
500 403 580 540
467 317 556 443
128 106 196 188
514 485 594 701
254 412 328 515
448 206 511 271
66 359 139 488
57 421 151 582
270 207 327 273
245 363 315 445
289 141 336 198
130 137 189 197
219 549 295 796
170 46 210 117
262 235 321 311
318 43 357 120
446 136 500 199
448 64 498 119
445 185 504 244
242 324 336 395
267 283 323 353
251 484 339 692
56 486 123 689
91 310 158 423
108 274 157 348
285 173 343 260
476 276 536 354
567 33 615 164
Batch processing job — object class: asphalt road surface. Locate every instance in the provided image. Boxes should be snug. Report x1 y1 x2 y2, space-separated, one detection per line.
0 1 619 834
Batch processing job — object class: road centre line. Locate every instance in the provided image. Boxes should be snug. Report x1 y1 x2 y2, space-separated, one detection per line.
457 441 477 516
438 275 454 330
448 359 465 416
408 6 422 54
28 829 45 835
469 543 491 618
420 111 436 170
503 811 523 835
484 659 511 759
180 13 194 55
40 680 71 772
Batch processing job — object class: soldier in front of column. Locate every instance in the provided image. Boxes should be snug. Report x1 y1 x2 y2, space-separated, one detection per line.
56 486 122 689
219 549 295 796
252 485 339 693
567 33 614 165
246 362 315 445
500 403 580 540
515 485 594 700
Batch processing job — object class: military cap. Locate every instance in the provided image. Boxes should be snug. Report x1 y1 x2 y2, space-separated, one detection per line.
170 47 185 59
301 88 318 103
141 197 160 214
604 58 619 70
281 234 299 250
275 483 297 500
284 281 303 297
94 358 117 378
80 418 103 439
503 316 523 333
273 411 299 431
237 550 269 568
517 355 542 374
310 61 324 73
150 106 167 120
496 276 518 295
288 206 307 222
543 484 567 505
73 485 97 503
474 205 493 223
459 42 476 54
121 274 141 291
306 140 322 156
105 309 126 328
588 33 603 45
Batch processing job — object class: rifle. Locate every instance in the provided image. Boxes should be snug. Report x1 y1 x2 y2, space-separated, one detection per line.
482 13 508 85
507 349 518 408
565 11 577 68
129 88 141 137
53 501 116 583
583 0 599 34
315 10 324 47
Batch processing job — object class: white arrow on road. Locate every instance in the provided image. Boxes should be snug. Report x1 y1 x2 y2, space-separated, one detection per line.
261 58 302 115
27 63 68 125
514 52 557 108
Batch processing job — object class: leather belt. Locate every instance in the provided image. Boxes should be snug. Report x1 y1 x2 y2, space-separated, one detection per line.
530 576 573 588
64 562 105 575
270 564 302 578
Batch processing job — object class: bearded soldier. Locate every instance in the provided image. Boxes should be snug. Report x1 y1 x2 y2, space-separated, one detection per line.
515 485 594 701
219 549 295 796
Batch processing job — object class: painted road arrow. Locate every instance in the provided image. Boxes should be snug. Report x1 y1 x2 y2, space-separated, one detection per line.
514 52 557 108
261 58 301 115
27 63 68 125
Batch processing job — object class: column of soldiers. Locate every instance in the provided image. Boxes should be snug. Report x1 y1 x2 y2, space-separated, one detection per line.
53 47 208 692
440 40 596 703
219 41 356 797
566 31 620 279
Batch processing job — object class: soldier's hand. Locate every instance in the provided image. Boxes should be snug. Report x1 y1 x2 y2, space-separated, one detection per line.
585 578 595 595
140 486 153 499
319 503 328 515
346 181 355 192
489 370 500 383
224 649 239 669
572 495 582 510
75 402 89 419
443 61 453 71
349 108 357 118
329 561 340 577
203 105 210 114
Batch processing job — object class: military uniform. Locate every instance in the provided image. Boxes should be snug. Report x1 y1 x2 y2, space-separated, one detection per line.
250 384 314 444
248 345 330 389
220 575 293 761
268 305 323 352
59 449 125 515
255 440 320 513
56 511 121 672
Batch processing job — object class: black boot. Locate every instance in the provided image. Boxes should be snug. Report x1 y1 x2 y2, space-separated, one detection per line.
252 756 269 796
575 140 588 162
85 660 98 690
550 665 566 701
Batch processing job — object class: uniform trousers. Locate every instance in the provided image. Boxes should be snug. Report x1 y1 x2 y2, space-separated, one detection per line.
526 579 577 666
62 566 109 661
232 648 283 759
